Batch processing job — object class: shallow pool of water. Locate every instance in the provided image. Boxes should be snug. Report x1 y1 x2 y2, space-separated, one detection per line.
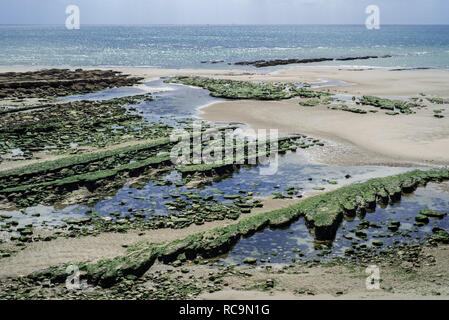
221 182 449 265
62 79 223 127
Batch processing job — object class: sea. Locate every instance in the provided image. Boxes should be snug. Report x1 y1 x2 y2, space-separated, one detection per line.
1 24 448 70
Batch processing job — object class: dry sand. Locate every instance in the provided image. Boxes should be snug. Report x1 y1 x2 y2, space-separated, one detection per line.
200 99 449 166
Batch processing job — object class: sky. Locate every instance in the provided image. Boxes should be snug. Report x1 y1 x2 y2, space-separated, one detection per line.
0 0 448 25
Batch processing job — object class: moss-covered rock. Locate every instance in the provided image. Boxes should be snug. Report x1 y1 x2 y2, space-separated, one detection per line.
165 76 331 101
431 231 449 244
299 99 320 107
419 209 447 219
359 96 421 114
0 68 144 99
415 214 429 224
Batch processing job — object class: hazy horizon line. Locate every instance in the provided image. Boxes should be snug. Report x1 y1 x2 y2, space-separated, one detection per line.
1 23 449 26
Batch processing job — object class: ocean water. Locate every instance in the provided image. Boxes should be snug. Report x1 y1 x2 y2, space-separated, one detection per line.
1 25 449 69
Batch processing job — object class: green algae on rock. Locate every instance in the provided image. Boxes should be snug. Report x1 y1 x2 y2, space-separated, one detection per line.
427 97 449 105
0 69 144 99
431 230 449 244
359 96 423 114
419 209 447 219
0 129 317 209
165 76 331 100
330 105 368 114
0 126 238 207
0 94 162 161
298 99 320 107
176 136 310 177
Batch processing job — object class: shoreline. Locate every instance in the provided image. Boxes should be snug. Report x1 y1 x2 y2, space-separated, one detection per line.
1 64 448 72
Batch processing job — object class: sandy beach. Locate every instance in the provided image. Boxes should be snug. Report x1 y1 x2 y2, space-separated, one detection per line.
1 65 449 300
200 97 449 166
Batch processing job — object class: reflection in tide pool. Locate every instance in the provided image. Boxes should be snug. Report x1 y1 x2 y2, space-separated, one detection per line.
221 182 449 265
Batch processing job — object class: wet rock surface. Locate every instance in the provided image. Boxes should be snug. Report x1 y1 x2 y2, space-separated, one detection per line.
0 69 143 99
0 94 158 163
165 76 331 100
234 55 392 68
